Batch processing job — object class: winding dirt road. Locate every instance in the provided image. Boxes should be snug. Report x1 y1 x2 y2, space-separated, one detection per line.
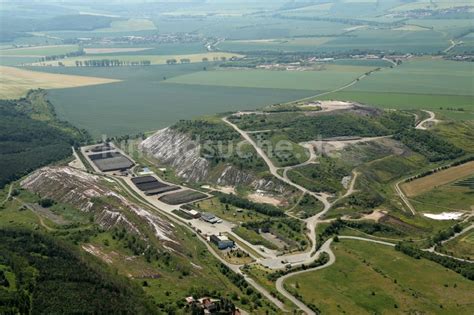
415 110 437 130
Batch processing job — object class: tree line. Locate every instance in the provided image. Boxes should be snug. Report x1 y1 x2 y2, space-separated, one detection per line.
75 59 151 67
216 192 285 217
39 48 85 62
395 242 474 280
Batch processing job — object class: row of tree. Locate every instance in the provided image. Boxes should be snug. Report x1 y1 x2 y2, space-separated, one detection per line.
39 49 85 62
395 242 474 280
75 59 151 67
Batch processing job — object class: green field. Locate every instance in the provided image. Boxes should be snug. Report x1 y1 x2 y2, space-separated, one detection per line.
318 29 449 54
348 59 474 96
218 37 333 52
285 240 474 314
97 18 157 32
0 45 79 56
410 183 474 214
30 64 314 137
442 230 474 260
166 65 374 91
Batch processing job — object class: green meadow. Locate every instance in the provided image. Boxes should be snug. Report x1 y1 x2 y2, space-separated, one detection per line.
285 240 474 314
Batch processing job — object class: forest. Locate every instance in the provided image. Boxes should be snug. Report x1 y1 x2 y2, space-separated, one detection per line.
0 92 87 188
394 129 464 162
0 229 156 314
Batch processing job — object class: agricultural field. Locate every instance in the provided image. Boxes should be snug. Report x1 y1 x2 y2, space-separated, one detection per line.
218 37 333 52
401 162 474 198
0 66 119 99
408 172 474 214
285 240 474 314
0 44 79 56
166 65 375 91
318 59 474 119
348 59 474 96
96 18 157 32
318 29 449 54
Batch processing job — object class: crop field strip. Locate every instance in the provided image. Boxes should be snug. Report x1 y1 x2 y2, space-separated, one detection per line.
401 161 474 197
0 65 120 99
454 177 474 189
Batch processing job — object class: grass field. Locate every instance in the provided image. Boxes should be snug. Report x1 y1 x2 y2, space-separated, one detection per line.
442 230 474 259
0 66 119 99
285 240 474 314
32 52 243 66
410 183 474 214
166 65 374 91
401 161 474 197
0 45 79 57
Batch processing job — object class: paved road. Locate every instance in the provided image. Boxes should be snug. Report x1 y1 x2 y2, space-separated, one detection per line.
423 246 474 264
275 239 335 315
275 236 395 315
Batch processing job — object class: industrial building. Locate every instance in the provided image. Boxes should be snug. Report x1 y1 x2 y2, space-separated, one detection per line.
210 235 234 250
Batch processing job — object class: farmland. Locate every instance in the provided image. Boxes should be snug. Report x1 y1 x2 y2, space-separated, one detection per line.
401 161 474 197
0 66 119 99
409 181 474 214
284 240 474 314
347 59 474 96
166 65 375 91
0 44 79 56
97 18 156 32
